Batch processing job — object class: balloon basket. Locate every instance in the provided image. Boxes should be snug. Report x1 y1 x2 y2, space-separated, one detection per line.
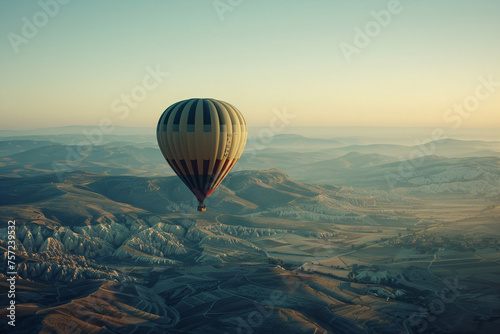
197 204 207 212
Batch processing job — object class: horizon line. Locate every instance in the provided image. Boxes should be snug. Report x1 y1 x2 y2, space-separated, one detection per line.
2 125 500 132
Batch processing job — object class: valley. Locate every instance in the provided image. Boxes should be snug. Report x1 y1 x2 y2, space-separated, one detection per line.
0 128 499 333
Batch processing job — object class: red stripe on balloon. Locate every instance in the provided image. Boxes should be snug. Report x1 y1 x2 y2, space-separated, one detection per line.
213 159 238 189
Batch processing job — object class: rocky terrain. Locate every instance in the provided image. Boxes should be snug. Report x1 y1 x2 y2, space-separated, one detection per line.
1 132 499 333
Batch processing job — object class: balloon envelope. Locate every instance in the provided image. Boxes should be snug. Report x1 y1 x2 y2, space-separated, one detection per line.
157 98 247 211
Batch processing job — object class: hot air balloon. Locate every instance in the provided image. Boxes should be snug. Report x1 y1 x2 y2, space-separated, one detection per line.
157 98 247 211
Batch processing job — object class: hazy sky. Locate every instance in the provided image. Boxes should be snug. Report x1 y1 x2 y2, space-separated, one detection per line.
1 0 499 130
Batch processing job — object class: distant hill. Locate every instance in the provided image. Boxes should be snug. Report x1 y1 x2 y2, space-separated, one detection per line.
290 154 500 195
0 169 397 228
0 139 55 156
0 143 173 178
334 139 499 158
0 133 498 194
425 138 500 157
287 152 398 184
0 125 154 137
0 133 157 145
247 134 342 151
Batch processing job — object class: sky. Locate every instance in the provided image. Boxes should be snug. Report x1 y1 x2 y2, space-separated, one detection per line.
1 0 499 130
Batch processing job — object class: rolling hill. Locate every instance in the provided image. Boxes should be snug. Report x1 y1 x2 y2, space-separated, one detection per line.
1 130 499 333
0 144 173 178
